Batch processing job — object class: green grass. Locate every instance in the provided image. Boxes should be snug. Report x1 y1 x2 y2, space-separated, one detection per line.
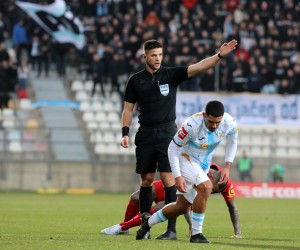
0 192 299 250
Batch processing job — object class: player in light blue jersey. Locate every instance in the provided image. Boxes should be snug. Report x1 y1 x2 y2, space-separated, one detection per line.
136 100 238 243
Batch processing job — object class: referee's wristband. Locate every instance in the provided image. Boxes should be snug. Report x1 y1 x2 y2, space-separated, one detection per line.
217 52 224 59
122 126 129 137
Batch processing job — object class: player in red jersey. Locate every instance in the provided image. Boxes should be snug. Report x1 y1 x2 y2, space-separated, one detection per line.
101 163 242 238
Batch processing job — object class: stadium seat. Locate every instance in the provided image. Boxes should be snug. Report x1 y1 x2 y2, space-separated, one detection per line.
107 112 120 123
105 143 119 154
102 132 116 143
239 135 252 147
2 120 15 129
98 122 110 130
75 90 89 101
71 80 84 91
95 112 107 122
25 119 39 128
8 130 21 141
83 80 93 91
79 101 92 112
2 108 14 118
19 99 32 110
86 121 98 130
111 122 121 131
95 143 119 155
275 148 288 158
91 102 103 112
288 137 299 147
82 111 95 122
8 141 23 153
90 131 101 143
287 148 298 158
103 101 116 112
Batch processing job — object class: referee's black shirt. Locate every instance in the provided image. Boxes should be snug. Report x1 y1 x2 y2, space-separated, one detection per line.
124 66 189 126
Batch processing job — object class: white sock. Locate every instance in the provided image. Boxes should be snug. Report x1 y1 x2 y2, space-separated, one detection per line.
191 212 205 236
148 209 167 227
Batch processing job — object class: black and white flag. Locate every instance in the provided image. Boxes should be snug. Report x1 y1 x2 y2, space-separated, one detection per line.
15 0 85 50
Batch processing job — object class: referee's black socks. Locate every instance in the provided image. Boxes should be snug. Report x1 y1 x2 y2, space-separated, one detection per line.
165 185 177 232
139 186 152 214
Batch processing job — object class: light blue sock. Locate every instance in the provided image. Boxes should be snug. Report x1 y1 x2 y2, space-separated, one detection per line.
148 209 167 227
191 212 205 235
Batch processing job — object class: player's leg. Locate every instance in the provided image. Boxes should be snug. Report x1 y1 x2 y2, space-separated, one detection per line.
156 123 178 240
123 190 140 222
190 180 212 243
178 155 211 243
136 195 190 240
135 128 157 216
156 172 177 240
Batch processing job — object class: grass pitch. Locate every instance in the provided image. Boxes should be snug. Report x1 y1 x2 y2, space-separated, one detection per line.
0 192 299 250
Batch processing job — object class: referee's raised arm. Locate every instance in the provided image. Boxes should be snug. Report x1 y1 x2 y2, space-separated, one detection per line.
187 39 238 78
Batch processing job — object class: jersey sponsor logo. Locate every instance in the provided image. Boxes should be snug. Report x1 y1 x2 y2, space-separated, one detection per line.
200 144 208 149
159 84 169 96
228 186 235 198
178 126 188 140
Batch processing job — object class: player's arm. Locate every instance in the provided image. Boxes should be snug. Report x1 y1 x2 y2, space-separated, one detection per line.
220 122 238 184
187 39 238 78
168 140 186 192
120 101 135 148
226 199 242 238
168 120 194 193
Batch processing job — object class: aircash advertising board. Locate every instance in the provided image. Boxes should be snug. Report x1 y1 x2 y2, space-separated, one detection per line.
233 182 300 199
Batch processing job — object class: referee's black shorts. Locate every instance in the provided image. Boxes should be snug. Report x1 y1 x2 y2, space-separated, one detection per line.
134 122 177 174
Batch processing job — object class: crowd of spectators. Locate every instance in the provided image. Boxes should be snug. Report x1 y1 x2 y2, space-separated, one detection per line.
0 0 299 102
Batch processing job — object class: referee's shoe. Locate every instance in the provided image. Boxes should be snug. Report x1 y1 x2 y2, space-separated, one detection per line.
136 212 151 240
156 230 177 240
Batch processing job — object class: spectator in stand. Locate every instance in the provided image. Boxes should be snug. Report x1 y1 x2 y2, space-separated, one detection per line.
277 79 293 95
30 35 40 72
38 33 51 78
292 63 300 94
12 18 29 63
91 53 106 97
144 11 160 29
269 163 285 183
247 64 263 93
0 42 9 62
0 57 17 108
1 0 299 96
0 12 8 43
17 59 29 90
225 0 240 14
236 150 253 182
65 48 80 85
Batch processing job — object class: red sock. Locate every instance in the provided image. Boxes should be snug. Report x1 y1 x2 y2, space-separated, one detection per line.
150 206 155 215
120 214 141 231
124 200 140 222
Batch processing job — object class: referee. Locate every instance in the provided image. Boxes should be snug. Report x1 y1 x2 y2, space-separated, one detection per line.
120 39 237 240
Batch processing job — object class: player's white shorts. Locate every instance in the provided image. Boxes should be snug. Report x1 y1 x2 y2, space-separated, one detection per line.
176 153 209 204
